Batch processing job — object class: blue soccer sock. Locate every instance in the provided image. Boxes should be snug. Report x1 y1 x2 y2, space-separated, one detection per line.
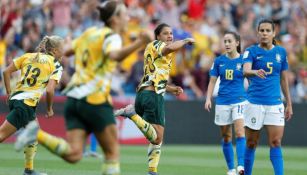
244 147 256 175
270 146 283 175
222 140 235 170
90 134 97 152
236 137 246 167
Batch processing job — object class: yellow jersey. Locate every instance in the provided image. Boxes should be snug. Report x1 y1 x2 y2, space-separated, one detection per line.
63 27 122 104
10 53 63 106
138 40 175 95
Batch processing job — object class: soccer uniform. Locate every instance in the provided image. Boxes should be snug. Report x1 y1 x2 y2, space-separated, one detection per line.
7 53 62 129
135 40 175 126
62 27 122 132
210 54 247 125
243 44 288 130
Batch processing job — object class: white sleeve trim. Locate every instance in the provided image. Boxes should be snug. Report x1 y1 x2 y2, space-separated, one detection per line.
102 34 122 53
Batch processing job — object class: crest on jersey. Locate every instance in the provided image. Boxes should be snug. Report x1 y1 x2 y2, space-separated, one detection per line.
276 54 281 63
236 63 242 70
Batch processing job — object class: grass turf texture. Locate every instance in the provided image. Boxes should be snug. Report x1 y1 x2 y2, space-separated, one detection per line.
0 144 306 175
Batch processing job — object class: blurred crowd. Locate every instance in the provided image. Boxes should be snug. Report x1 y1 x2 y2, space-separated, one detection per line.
0 0 307 103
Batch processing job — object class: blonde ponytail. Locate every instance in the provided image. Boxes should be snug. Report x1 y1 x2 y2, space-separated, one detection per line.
33 36 49 62
33 35 63 62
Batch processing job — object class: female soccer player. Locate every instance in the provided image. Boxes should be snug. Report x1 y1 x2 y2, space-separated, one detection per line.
0 35 64 175
204 31 246 175
114 23 194 175
15 1 152 175
242 19 293 175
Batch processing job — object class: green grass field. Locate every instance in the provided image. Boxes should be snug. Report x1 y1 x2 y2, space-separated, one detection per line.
0 144 306 175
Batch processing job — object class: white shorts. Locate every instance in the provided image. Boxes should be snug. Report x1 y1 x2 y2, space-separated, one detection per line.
214 101 247 126
244 102 285 130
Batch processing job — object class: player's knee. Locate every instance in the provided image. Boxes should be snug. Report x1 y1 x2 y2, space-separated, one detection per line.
246 139 258 148
234 128 245 138
152 136 163 145
222 135 232 143
64 153 82 164
269 139 281 147
0 134 5 143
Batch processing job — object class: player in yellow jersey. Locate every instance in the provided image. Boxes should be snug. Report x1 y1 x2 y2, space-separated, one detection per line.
0 35 64 175
114 23 195 175
15 1 152 175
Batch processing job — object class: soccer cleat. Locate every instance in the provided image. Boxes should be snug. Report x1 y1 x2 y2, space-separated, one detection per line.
23 169 48 175
237 166 244 175
83 151 103 158
227 169 236 175
147 172 158 175
15 121 39 152
114 104 136 118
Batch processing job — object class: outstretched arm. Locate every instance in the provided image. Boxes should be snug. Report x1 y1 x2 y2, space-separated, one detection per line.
161 38 195 56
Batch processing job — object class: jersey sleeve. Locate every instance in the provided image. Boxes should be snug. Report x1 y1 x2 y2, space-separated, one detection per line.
209 58 219 77
13 54 27 70
280 47 288 71
49 60 63 83
102 34 122 55
152 40 166 57
242 47 254 64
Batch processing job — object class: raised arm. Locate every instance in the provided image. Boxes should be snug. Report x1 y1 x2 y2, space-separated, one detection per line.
161 38 194 56
109 31 153 62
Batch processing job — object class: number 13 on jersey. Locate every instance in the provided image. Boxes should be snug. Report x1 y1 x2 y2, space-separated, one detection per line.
225 69 233 80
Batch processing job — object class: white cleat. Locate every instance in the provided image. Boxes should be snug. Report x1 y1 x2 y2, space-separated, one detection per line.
15 121 39 152
237 166 244 175
114 104 136 118
227 169 236 175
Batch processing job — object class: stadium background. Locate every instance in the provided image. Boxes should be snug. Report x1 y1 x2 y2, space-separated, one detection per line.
0 0 307 174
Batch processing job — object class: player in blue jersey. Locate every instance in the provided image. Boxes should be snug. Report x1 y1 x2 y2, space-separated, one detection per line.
242 19 293 175
205 31 246 175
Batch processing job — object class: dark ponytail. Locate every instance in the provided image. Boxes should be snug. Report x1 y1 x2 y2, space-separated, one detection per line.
257 19 277 45
97 0 124 26
224 31 241 53
154 23 170 40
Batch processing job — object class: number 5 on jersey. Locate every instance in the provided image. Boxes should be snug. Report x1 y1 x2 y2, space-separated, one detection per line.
225 69 233 80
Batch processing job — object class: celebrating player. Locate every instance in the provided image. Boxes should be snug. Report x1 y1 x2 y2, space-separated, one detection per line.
0 35 64 175
204 31 246 175
243 19 293 175
15 1 152 175
114 23 194 175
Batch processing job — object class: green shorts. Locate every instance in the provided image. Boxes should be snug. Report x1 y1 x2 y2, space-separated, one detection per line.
6 100 36 130
135 90 165 126
64 97 116 133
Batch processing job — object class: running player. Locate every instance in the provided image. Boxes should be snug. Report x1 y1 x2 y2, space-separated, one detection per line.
15 1 152 175
0 35 64 175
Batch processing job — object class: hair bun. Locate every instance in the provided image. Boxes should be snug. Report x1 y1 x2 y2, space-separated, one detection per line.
97 0 118 23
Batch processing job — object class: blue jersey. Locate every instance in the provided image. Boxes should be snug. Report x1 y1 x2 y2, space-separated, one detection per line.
210 54 246 105
243 44 288 105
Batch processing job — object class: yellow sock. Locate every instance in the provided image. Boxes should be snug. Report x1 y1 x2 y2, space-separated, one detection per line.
37 129 70 156
131 114 157 143
102 160 120 175
24 141 37 170
148 143 162 173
